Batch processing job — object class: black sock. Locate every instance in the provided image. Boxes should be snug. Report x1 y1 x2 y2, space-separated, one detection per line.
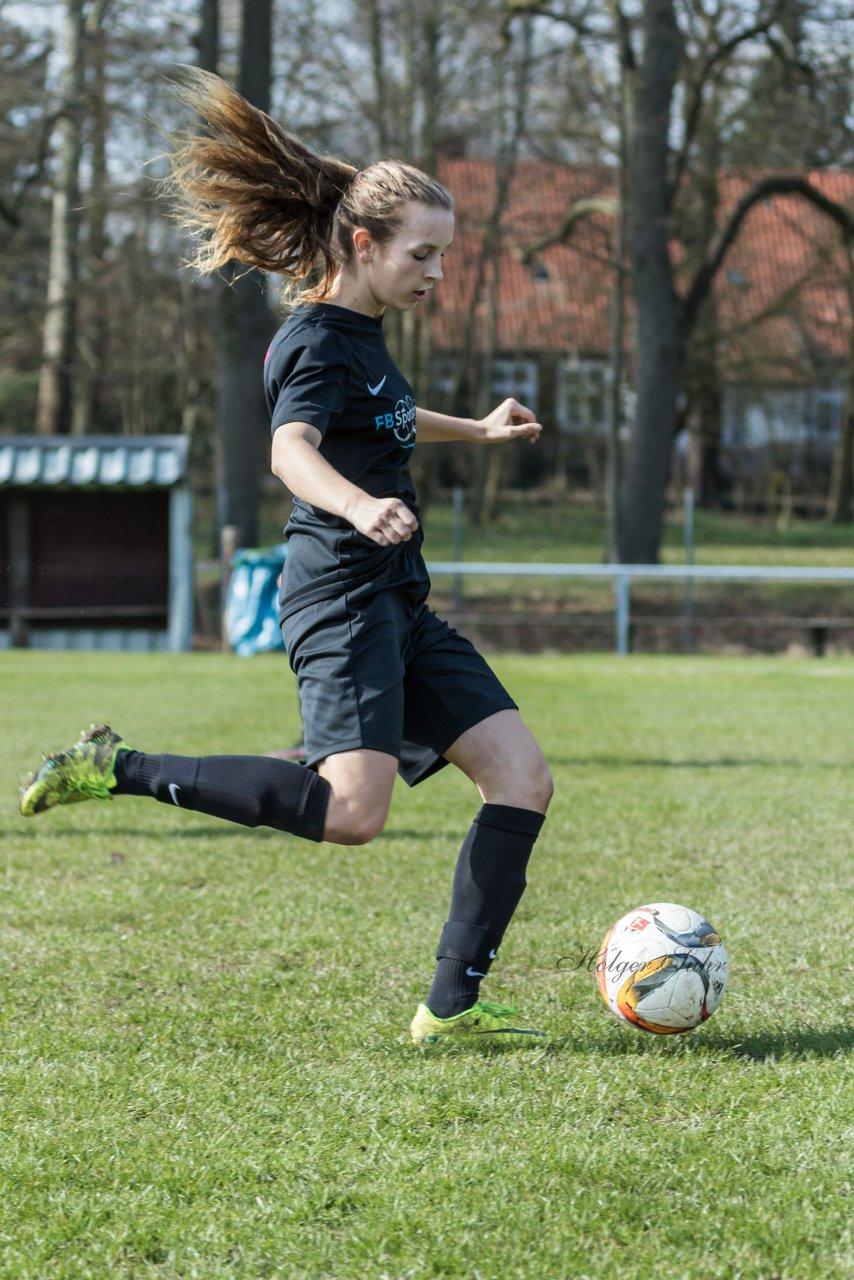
426 803 545 1018
113 749 330 843
426 958 483 1019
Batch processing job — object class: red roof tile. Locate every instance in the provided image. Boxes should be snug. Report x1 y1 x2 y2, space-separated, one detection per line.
433 159 853 383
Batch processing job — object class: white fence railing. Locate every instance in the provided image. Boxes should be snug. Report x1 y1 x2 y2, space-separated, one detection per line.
425 561 854 656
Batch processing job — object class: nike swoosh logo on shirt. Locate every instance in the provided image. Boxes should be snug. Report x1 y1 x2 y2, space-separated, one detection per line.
367 375 387 396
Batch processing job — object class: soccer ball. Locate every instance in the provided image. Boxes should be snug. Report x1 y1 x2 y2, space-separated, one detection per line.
596 902 728 1034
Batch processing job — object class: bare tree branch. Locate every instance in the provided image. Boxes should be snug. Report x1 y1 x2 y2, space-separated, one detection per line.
0 194 21 229
765 30 814 78
669 0 787 206
516 196 618 261
502 0 605 41
684 174 854 326
86 0 114 32
611 0 635 71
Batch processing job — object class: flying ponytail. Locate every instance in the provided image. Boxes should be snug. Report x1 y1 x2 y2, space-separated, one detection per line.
162 67 453 302
163 66 355 296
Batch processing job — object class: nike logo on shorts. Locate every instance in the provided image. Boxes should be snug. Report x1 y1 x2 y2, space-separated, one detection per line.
367 375 387 396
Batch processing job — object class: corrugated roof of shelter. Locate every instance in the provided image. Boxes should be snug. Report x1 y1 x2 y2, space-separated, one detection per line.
0 435 190 488
435 159 853 382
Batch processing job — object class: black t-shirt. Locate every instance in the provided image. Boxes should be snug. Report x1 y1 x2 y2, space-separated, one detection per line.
264 302 429 620
264 302 418 513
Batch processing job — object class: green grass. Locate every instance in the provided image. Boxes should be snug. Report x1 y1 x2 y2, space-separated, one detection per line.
201 489 854 569
3 651 854 1278
427 497 854 567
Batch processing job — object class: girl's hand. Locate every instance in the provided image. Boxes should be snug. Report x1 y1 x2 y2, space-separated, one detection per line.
348 494 418 546
480 398 543 444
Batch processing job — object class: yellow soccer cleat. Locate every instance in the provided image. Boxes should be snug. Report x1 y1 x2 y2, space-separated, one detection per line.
19 725 130 817
410 1000 548 1049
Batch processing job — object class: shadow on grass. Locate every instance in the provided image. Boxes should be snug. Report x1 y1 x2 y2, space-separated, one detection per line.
3 824 254 841
373 828 457 842
3 824 447 843
704 1025 854 1059
550 1024 854 1060
550 755 853 770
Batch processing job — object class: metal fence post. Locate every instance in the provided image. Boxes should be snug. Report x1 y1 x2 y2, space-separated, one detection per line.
683 487 695 651
616 572 630 655
452 485 464 627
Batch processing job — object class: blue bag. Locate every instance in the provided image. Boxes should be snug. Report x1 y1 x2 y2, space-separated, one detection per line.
225 544 287 656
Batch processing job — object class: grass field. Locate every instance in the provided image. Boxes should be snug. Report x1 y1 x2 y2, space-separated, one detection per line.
235 489 854 570
422 498 854 622
3 651 854 1279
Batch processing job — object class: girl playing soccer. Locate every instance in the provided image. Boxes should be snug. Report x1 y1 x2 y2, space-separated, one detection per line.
20 69 554 1048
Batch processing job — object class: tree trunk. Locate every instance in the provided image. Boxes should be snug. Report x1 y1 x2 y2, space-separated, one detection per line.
419 0 440 173
468 16 532 525
605 0 632 562
176 0 216 458
366 0 389 152
826 399 853 523
74 0 111 434
197 0 219 74
406 0 441 508
827 250 854 522
470 255 501 526
686 365 724 505
214 0 272 551
35 0 86 436
215 273 270 548
684 90 724 505
618 0 684 562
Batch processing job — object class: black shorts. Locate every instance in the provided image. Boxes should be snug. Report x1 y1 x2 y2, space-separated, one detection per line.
282 586 517 787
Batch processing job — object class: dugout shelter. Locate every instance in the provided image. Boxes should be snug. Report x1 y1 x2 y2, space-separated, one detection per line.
0 435 193 652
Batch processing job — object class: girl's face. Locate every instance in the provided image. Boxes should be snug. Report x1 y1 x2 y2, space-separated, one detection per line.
354 202 455 315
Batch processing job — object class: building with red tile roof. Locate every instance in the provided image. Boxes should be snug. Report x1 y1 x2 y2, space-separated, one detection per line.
431 159 851 494
435 158 851 373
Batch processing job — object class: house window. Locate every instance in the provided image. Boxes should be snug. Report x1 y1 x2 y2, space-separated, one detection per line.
430 356 538 410
810 380 845 438
557 359 609 435
723 387 812 447
490 359 538 410
722 387 750 446
431 354 457 398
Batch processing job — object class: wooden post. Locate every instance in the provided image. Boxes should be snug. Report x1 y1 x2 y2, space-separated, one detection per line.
220 523 239 652
8 495 31 648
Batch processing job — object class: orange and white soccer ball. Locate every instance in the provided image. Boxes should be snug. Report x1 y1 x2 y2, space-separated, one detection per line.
596 902 728 1034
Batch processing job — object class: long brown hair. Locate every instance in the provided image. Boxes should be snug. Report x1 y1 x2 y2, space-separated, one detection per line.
163 68 453 301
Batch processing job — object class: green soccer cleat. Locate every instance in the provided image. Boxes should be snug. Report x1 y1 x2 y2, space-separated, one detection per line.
410 1001 549 1049
19 724 130 817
